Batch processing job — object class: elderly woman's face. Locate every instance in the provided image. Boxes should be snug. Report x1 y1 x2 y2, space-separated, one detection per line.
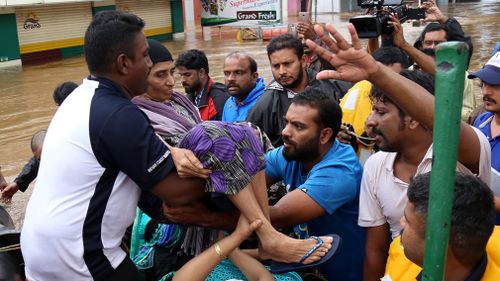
147 60 176 102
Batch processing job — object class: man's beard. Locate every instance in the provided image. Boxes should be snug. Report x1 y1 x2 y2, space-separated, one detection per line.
278 67 305 90
184 80 201 95
226 83 248 101
282 134 321 162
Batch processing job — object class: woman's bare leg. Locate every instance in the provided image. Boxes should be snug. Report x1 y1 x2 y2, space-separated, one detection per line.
250 171 270 220
228 172 333 264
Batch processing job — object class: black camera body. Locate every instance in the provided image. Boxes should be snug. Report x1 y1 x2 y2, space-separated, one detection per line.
350 0 425 38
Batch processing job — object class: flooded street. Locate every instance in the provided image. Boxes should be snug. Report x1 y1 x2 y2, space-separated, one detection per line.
1 0 499 228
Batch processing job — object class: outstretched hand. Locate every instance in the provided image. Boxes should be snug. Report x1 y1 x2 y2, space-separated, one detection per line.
306 23 380 83
233 215 262 242
1 182 19 204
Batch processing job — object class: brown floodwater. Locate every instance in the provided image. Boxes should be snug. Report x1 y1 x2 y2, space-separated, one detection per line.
0 0 499 227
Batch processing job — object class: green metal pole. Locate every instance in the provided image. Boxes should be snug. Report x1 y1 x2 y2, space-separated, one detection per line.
421 41 469 281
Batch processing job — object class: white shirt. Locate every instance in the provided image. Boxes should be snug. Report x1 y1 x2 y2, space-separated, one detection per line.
358 128 491 238
21 78 173 280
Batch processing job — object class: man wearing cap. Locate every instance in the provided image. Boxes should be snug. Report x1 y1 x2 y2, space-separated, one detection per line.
469 51 500 222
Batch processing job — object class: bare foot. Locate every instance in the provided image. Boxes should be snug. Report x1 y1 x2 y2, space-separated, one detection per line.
259 231 334 264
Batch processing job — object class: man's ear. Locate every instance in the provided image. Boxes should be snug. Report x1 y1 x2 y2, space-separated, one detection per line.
251 71 259 82
301 54 308 67
320 127 334 145
116 54 130 75
199 68 207 78
406 116 420 130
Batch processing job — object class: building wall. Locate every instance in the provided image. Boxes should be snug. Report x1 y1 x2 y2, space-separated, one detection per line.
170 0 183 34
92 5 116 16
287 0 299 17
0 9 20 63
117 0 174 41
16 2 92 64
3 0 176 66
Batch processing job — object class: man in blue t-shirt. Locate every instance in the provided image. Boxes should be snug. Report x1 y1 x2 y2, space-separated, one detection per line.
469 51 500 223
162 87 365 280
265 87 365 281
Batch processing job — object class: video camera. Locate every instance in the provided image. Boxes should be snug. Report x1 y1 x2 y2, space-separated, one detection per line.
349 0 426 38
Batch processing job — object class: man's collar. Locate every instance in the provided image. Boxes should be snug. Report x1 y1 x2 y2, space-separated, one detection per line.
416 255 487 281
477 112 494 131
87 76 129 100
236 77 265 104
385 144 434 173
192 77 213 107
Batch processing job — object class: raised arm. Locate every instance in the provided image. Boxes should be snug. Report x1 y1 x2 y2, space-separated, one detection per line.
390 15 437 75
306 23 482 173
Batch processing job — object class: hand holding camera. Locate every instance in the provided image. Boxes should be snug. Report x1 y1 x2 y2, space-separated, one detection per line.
349 0 426 38
421 0 448 23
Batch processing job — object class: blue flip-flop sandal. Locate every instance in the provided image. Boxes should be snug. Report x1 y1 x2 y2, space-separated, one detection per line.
270 234 342 274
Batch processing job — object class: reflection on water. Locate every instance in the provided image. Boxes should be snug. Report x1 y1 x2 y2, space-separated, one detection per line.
444 0 500 71
0 1 499 226
0 39 273 177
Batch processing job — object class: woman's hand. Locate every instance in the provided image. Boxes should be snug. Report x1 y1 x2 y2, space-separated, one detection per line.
166 143 211 179
232 215 262 243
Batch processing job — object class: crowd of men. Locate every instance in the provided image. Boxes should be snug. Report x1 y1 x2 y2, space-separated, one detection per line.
0 0 499 280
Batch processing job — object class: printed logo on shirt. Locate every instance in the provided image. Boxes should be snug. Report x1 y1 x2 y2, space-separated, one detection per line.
381 275 393 281
147 151 171 173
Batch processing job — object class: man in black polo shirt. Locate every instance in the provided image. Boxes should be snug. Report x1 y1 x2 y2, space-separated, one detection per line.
21 11 209 281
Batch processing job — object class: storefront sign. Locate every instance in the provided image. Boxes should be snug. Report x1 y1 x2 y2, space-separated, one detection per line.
201 0 280 26
236 10 276 20
23 12 41 29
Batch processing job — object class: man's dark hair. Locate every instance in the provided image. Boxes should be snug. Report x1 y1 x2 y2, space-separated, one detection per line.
292 87 342 142
408 172 495 265
414 20 473 68
421 23 449 40
84 10 145 75
53 81 78 106
226 51 258 73
370 70 434 118
267 34 304 59
372 47 410 69
31 130 46 153
175 49 210 73
414 23 449 50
